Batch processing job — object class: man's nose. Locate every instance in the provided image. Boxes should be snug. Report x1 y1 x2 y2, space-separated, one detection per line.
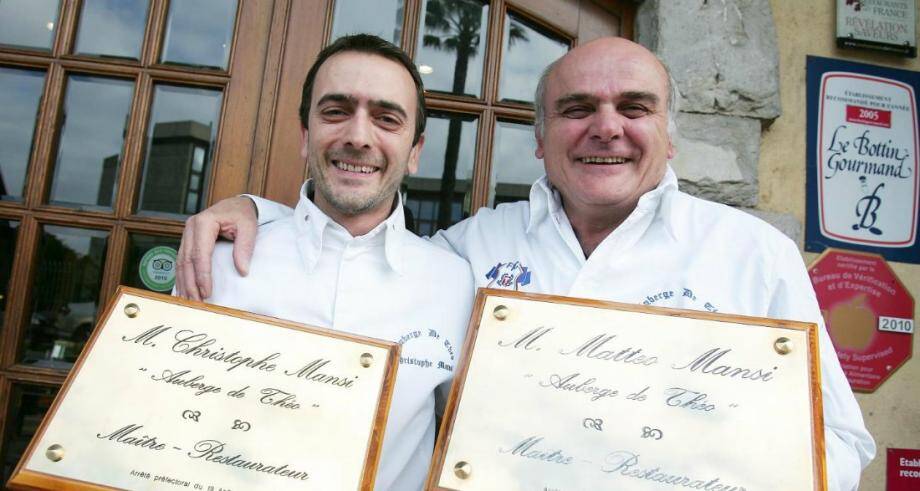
590 105 624 142
343 112 373 148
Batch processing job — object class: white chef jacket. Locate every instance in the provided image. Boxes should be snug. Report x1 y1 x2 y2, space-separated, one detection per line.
252 167 875 490
212 182 474 491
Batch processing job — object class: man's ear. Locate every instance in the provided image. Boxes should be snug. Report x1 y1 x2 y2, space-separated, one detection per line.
300 127 309 159
666 137 676 160
406 134 425 175
535 128 545 159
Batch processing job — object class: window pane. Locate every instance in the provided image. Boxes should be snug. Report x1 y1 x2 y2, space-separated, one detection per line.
73 0 148 60
160 0 237 70
123 233 179 293
0 220 19 328
498 11 568 104
48 75 134 209
415 0 487 98
21 225 108 369
404 111 476 236
1 384 58 482
0 0 59 51
137 84 222 217
489 120 543 206
0 67 45 201
331 0 404 46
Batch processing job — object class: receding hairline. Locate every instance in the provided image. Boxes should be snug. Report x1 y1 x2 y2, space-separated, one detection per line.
534 38 679 137
309 52 418 117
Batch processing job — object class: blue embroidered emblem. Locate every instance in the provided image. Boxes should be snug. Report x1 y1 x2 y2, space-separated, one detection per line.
485 261 532 290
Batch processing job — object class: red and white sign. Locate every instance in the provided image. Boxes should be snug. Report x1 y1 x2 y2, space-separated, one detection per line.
817 72 919 247
887 448 920 491
809 249 914 392
845 104 892 128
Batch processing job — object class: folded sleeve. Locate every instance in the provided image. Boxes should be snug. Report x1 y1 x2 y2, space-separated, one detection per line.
241 194 294 225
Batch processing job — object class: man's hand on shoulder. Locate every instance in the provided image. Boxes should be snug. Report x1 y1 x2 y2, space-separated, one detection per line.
176 196 258 301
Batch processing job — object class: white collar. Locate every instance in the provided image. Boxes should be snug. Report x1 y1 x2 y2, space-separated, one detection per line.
527 164 680 240
293 180 406 274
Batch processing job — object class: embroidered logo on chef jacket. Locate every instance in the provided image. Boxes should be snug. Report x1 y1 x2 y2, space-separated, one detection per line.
641 287 719 313
396 328 457 372
484 261 532 290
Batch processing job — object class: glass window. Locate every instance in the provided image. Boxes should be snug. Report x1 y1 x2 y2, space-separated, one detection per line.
403 111 477 236
489 120 543 206
160 0 237 70
73 0 148 60
415 0 488 98
0 384 58 482
0 0 59 51
1 220 19 328
0 67 46 201
331 0 404 46
498 11 568 104
20 225 108 369
48 75 134 209
123 233 180 293
137 84 223 217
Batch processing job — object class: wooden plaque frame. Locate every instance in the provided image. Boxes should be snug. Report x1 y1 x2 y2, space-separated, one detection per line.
8 287 399 491
427 289 826 491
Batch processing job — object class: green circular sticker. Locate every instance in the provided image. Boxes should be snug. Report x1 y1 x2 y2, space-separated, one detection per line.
139 246 178 292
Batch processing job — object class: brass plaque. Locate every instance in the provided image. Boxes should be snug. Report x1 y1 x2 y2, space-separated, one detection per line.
9 287 398 490
429 290 825 490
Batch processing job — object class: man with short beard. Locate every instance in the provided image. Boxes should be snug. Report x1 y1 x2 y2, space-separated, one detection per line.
196 34 474 491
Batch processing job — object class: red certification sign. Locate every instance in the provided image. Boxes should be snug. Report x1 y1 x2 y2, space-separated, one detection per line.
809 249 914 392
887 448 920 491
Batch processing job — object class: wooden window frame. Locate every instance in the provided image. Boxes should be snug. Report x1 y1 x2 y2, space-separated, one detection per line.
0 0 275 439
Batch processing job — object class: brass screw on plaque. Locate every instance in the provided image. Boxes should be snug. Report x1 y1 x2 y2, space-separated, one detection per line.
124 303 140 318
360 353 373 368
454 461 472 479
774 337 793 355
46 444 64 462
493 305 509 320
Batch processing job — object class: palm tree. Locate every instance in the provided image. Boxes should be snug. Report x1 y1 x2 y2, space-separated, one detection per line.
422 0 526 229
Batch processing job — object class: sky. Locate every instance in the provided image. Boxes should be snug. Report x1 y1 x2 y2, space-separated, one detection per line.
0 0 58 50
0 68 44 199
49 76 134 207
74 0 147 59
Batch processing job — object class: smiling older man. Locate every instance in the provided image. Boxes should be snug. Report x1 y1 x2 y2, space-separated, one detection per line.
177 37 875 490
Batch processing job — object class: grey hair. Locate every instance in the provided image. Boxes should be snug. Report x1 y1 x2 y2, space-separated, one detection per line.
533 54 680 140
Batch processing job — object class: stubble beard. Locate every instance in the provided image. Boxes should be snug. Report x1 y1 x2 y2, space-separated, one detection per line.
310 151 403 216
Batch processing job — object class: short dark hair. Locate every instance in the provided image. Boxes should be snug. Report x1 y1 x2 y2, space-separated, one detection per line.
299 34 426 145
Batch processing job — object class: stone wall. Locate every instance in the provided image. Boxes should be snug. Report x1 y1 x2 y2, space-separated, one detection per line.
635 0 800 241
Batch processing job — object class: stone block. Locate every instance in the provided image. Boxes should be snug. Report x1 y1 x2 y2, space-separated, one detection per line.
638 0 782 120
670 112 760 207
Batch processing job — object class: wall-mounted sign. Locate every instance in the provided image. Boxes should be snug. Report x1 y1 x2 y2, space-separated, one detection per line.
809 249 914 392
836 0 917 57
806 56 920 264
887 448 920 491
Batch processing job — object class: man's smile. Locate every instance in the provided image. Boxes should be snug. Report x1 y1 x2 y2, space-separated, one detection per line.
576 156 630 164
331 159 381 174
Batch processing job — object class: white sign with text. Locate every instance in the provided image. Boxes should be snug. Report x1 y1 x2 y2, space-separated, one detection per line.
818 72 919 247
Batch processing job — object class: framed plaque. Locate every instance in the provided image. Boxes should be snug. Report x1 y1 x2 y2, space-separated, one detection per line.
8 287 399 490
428 289 826 490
